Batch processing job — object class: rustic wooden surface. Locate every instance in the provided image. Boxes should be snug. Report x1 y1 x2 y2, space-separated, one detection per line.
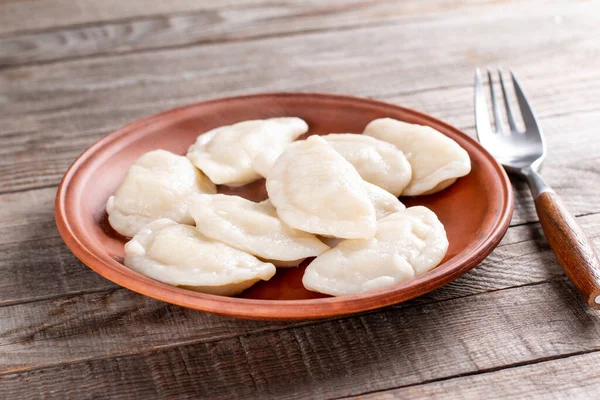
2 0 600 398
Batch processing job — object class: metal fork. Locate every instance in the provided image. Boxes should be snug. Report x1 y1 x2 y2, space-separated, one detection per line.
475 68 600 308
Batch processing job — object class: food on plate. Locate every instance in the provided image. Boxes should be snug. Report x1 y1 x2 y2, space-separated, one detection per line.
266 135 377 239
188 194 329 265
124 219 276 296
302 206 448 296
107 114 463 299
106 149 216 237
364 118 471 196
187 117 308 185
318 182 406 247
319 184 403 248
364 181 405 219
323 133 412 196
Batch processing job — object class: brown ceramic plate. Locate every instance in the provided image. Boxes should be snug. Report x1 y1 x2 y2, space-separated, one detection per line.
55 93 513 320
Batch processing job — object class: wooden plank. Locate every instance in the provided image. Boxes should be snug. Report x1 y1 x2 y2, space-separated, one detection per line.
1 282 599 399
2 101 600 225
0 0 264 36
1 2 599 199
0 288 296 373
0 187 117 305
0 187 58 245
3 162 600 306
0 236 115 306
348 351 600 399
2 182 600 370
0 0 533 67
2 1 597 117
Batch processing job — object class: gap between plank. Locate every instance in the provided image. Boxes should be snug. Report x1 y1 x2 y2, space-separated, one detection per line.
0 1 285 39
0 183 58 197
0 280 590 388
0 280 560 376
2 101 600 198
0 17 415 70
334 348 600 400
0 286 119 309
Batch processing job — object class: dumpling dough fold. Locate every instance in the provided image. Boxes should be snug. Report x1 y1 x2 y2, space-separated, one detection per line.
124 219 276 296
106 149 216 237
188 194 329 265
364 118 470 196
303 206 448 296
364 181 405 220
323 133 412 196
266 135 377 239
187 117 308 185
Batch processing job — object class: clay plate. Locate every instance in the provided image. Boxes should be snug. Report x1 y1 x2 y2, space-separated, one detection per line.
55 93 513 320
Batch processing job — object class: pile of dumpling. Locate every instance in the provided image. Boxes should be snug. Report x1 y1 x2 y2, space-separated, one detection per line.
107 117 471 297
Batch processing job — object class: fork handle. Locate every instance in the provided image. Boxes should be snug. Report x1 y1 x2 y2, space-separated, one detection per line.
533 187 600 309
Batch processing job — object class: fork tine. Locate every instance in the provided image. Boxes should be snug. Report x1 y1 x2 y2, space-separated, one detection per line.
510 70 540 131
498 70 519 132
474 68 494 143
487 69 503 133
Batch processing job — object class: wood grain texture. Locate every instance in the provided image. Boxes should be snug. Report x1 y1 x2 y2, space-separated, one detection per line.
2 0 600 397
3 96 600 226
1 184 600 371
1 0 600 204
1 282 599 399
0 188 115 305
535 191 600 308
0 289 295 372
0 0 264 35
349 351 600 399
3 1 597 117
0 0 527 67
0 184 582 307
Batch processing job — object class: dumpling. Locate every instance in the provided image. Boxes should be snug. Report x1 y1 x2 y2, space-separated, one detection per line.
188 194 329 265
303 206 448 296
319 183 404 248
266 135 376 239
106 149 216 237
187 117 308 185
124 219 276 296
322 134 412 196
364 118 471 196
364 181 405 220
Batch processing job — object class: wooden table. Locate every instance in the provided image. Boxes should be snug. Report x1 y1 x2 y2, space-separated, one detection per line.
2 1 600 398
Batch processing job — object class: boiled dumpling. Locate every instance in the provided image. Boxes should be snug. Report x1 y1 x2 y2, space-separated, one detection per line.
318 183 403 247
364 181 405 219
188 194 329 265
323 134 412 196
187 117 308 185
321 182 405 246
266 135 376 239
364 118 471 195
303 206 448 296
124 219 276 296
106 149 216 238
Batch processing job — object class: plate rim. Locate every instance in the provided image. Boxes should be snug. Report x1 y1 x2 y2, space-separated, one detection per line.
55 92 514 320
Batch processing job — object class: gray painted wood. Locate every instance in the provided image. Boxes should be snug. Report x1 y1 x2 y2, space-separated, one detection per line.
0 0 263 35
3 185 595 307
0 0 534 67
349 351 600 400
2 0 600 398
2 186 600 372
1 1 600 202
1 282 599 399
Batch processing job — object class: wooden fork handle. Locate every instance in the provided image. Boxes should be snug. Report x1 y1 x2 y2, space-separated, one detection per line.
535 191 600 308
